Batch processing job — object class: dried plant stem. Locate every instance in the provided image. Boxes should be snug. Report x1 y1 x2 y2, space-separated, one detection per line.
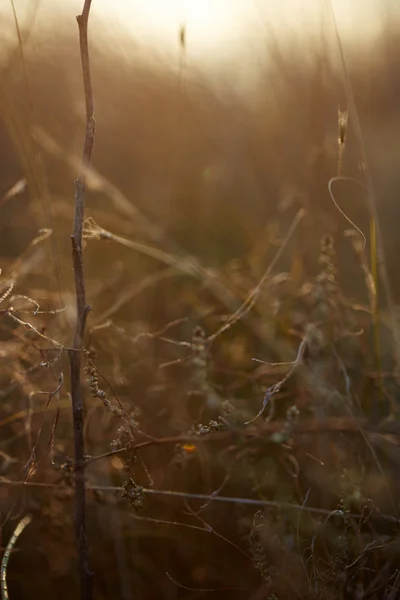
69 2 95 599
2 480 396 523
1 515 32 600
208 207 306 342
79 415 383 470
327 0 400 374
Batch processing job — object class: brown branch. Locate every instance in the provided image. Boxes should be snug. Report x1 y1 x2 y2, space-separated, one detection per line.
69 2 95 599
81 417 376 469
130 417 372 450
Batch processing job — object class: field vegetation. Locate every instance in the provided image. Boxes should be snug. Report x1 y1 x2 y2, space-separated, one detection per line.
1 2 400 598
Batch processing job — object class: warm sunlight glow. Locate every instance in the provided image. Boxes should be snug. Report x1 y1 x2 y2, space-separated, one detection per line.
1 0 395 80
91 0 390 71
99 0 251 62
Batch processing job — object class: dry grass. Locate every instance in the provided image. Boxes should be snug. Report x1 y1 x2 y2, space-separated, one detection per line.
1 3 400 599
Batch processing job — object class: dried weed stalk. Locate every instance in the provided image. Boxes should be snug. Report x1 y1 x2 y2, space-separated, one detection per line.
68 2 95 598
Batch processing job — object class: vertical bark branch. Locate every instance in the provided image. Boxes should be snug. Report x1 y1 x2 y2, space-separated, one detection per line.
69 2 95 599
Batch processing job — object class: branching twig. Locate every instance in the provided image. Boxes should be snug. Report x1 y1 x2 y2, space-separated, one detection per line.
80 416 378 469
245 334 308 425
69 2 95 598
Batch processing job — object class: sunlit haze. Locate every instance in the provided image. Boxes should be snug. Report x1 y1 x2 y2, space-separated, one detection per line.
93 0 396 62
2 0 398 73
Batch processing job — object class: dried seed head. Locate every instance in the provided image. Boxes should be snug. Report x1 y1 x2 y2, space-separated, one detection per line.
179 24 186 50
338 107 349 147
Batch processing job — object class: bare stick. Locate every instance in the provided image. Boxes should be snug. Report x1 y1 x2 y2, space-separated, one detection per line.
69 2 95 599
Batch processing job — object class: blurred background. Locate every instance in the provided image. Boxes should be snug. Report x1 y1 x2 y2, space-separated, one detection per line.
1 1 400 598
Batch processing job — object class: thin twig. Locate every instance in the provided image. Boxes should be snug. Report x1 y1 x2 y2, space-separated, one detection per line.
69 2 95 598
183 497 253 562
1 515 32 600
327 176 366 250
245 334 308 425
208 208 306 342
80 416 381 469
2 478 395 522
326 0 400 370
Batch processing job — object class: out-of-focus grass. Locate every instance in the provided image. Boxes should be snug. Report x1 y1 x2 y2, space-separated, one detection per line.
1 8 400 599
